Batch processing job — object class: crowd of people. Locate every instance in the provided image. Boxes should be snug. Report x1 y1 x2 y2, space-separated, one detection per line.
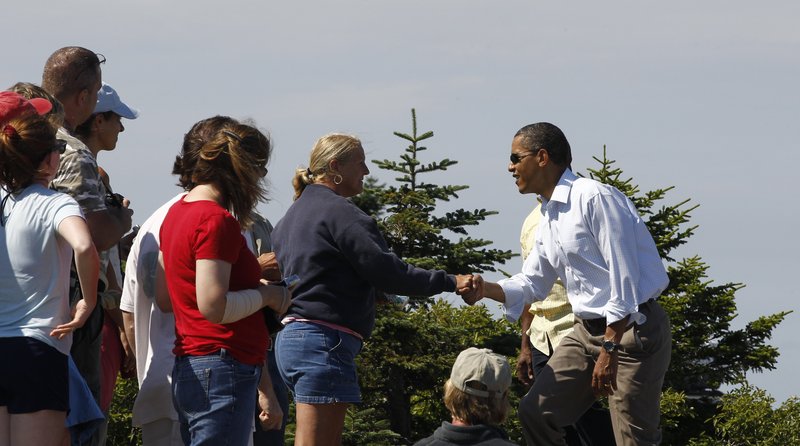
1 46 671 446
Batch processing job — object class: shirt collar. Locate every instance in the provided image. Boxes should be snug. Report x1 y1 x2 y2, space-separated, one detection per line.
57 127 92 157
542 168 576 206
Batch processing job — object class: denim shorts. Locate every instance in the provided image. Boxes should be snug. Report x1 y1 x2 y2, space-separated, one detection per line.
275 322 363 404
0 337 68 413
172 349 261 445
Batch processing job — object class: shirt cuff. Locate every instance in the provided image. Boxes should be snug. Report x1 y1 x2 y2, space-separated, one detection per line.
497 278 527 322
604 300 646 325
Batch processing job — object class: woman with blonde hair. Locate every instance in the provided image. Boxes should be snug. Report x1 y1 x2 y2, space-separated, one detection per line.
272 133 475 445
0 91 99 446
156 117 290 445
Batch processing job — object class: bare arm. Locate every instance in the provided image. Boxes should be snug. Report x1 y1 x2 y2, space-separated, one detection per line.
195 259 232 323
257 252 282 281
517 308 535 386
106 306 136 374
51 216 99 338
121 310 136 357
257 361 284 430
85 205 133 251
483 281 507 303
195 259 290 324
592 315 630 397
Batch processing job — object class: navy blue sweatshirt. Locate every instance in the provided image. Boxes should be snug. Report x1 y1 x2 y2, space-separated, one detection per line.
272 184 457 338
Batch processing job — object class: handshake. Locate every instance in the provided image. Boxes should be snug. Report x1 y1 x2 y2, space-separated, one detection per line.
455 274 485 306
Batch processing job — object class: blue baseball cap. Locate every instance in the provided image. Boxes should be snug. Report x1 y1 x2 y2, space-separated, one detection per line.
94 83 139 119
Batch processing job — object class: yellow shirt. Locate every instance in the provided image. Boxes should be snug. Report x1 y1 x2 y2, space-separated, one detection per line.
520 203 574 353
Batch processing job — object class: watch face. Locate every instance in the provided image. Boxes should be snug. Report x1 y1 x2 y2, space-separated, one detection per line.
602 340 617 353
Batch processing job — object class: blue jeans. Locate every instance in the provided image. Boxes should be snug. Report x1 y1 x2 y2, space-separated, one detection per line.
275 322 362 404
172 349 261 446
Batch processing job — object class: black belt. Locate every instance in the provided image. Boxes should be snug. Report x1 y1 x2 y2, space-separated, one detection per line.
578 299 656 336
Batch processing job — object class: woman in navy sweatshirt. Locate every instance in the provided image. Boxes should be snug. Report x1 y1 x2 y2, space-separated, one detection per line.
272 133 474 445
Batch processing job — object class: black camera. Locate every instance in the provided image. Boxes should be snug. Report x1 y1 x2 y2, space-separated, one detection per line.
105 192 125 208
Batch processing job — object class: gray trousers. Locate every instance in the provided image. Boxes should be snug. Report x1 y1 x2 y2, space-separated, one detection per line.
518 300 671 446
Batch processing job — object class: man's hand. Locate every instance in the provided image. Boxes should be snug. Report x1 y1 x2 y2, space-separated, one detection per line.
517 346 535 386
592 315 628 398
119 328 136 378
592 350 619 398
109 199 134 234
517 308 535 386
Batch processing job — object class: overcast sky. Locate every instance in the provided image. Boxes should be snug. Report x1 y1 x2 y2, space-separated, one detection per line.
4 1 797 403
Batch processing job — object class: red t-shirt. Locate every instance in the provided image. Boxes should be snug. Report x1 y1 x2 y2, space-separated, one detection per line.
160 198 267 365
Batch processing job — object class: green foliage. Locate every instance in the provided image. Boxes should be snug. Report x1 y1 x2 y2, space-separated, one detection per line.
107 376 142 446
687 383 800 446
342 407 403 446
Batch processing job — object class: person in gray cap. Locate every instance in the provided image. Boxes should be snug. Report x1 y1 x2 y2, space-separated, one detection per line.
414 347 516 446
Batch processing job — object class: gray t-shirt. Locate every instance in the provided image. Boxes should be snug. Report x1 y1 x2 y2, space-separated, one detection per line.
0 183 83 354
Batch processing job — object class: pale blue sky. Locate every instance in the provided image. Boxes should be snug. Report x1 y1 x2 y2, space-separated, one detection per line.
4 1 797 402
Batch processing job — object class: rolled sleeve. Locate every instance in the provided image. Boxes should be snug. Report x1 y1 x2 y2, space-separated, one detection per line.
498 246 556 322
498 274 532 322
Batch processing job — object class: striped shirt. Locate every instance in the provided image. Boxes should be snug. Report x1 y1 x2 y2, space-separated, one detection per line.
520 204 573 352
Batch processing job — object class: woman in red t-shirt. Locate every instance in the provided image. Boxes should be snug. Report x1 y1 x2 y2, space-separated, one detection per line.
155 117 290 445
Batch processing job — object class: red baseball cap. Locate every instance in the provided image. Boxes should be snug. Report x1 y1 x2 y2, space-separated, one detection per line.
0 91 53 125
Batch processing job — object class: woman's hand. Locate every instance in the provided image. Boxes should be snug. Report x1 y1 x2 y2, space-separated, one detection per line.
259 282 292 315
257 388 284 431
456 274 484 305
50 298 95 339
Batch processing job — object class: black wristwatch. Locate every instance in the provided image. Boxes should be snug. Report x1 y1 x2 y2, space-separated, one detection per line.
602 339 620 354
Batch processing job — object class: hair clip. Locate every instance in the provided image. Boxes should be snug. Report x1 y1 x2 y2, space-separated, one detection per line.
2 124 17 137
306 168 314 178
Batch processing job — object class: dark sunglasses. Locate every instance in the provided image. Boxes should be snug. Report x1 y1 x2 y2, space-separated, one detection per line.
510 152 535 165
53 139 67 155
73 53 106 83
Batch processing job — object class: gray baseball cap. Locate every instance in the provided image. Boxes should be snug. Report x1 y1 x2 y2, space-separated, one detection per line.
450 347 511 400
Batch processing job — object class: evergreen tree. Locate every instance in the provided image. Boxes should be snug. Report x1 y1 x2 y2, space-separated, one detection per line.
354 109 514 302
687 382 800 446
